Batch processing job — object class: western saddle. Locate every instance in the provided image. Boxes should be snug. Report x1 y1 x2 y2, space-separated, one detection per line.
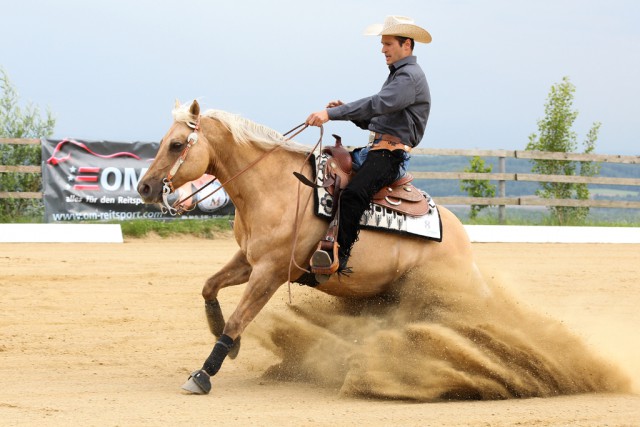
302 134 429 277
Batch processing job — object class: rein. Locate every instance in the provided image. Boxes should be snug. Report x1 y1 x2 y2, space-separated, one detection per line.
161 120 311 216
159 116 326 300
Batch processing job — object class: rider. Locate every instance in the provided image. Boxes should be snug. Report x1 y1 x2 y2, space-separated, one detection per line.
306 15 432 274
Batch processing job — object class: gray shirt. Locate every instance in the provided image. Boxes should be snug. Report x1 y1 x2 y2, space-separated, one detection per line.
327 55 430 148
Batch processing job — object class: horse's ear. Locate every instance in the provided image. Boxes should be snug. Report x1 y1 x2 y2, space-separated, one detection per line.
174 99 181 109
190 100 200 117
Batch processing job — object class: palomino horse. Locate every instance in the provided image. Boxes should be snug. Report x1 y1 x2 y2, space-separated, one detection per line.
137 100 487 394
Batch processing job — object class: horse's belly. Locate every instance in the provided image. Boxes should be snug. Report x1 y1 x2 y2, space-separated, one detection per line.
315 275 392 298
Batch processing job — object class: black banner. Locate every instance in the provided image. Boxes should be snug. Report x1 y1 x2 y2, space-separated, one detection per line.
41 138 234 222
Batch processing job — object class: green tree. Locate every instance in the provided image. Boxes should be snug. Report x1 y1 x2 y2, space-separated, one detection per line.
460 156 496 220
0 68 56 221
526 76 601 225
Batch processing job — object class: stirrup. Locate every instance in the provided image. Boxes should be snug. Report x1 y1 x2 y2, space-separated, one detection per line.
311 186 341 281
310 249 337 284
310 248 339 276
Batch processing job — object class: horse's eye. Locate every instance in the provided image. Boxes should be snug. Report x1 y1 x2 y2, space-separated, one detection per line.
169 141 184 151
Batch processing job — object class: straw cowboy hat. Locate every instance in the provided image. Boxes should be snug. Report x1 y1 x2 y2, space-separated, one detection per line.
363 15 432 43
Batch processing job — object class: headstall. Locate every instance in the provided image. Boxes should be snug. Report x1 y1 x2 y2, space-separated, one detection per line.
161 118 216 215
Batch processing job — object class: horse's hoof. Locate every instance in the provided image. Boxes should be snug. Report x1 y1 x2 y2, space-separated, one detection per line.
181 370 211 394
228 335 241 360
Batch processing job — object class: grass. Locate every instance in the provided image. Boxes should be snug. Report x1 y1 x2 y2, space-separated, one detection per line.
115 211 640 240
4 211 640 239
117 217 233 238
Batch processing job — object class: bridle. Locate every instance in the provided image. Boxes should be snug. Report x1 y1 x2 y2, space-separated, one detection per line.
160 118 313 216
161 118 203 215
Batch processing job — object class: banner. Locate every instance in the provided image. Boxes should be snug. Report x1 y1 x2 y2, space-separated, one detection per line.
41 138 234 222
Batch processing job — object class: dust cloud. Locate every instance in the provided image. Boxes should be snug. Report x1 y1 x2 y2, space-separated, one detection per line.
249 266 631 401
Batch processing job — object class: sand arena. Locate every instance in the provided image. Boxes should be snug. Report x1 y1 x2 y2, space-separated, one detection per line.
1 236 639 426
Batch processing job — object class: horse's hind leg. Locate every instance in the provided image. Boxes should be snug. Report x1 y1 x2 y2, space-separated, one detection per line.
202 249 252 359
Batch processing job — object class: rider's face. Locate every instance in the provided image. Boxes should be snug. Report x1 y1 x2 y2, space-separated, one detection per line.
381 35 410 66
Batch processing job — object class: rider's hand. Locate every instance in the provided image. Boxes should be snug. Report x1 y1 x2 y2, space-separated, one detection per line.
305 110 329 127
326 100 344 108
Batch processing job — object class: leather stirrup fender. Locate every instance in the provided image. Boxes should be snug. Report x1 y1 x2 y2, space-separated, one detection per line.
310 195 341 276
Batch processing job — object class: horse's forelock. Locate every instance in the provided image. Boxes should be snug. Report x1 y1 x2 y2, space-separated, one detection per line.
171 102 197 126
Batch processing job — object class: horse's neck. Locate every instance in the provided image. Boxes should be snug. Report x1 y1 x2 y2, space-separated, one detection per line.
214 142 306 211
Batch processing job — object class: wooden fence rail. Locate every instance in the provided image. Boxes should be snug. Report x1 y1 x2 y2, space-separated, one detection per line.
1 138 42 200
2 138 639 214
410 172 640 188
411 147 640 164
406 148 640 221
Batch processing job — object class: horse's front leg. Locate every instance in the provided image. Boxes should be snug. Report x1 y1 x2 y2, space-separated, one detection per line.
202 249 252 359
182 265 283 395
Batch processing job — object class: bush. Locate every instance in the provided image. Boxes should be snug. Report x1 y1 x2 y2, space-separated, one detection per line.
0 68 55 221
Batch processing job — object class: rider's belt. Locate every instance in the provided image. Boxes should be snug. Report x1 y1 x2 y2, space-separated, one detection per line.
368 132 411 153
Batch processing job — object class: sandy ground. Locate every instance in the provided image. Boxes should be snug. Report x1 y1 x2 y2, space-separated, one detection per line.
1 235 639 426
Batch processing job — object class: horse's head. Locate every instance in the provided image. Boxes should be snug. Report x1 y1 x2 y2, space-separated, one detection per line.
138 100 212 204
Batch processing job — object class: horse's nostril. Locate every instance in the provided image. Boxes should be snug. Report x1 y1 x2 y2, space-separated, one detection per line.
138 183 150 197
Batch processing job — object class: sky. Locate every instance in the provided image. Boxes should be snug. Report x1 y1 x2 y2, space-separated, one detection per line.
1 0 639 154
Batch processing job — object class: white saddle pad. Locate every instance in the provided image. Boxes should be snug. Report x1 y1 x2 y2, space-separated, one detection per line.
313 153 442 242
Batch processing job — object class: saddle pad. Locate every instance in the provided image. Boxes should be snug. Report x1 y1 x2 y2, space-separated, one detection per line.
312 153 442 242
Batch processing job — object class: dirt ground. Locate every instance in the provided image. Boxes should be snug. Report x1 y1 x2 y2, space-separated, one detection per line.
1 235 639 426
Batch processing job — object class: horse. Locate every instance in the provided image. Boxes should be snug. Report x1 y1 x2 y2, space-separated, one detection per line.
137 100 490 394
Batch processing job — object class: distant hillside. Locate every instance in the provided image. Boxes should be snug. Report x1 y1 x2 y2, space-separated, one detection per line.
408 155 640 201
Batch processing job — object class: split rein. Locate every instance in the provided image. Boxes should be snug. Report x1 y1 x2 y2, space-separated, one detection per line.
161 120 323 216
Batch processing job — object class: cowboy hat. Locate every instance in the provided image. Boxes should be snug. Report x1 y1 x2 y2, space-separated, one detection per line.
363 15 432 44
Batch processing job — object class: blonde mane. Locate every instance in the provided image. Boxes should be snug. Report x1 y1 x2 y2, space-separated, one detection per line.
172 103 310 154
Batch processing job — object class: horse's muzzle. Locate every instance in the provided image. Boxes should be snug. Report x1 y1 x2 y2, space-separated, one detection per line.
137 178 162 203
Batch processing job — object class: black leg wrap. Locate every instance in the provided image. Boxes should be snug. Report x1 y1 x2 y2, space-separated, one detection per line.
205 299 225 337
202 334 234 376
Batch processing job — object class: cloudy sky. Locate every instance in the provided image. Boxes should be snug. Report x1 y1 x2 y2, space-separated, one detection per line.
2 0 639 154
